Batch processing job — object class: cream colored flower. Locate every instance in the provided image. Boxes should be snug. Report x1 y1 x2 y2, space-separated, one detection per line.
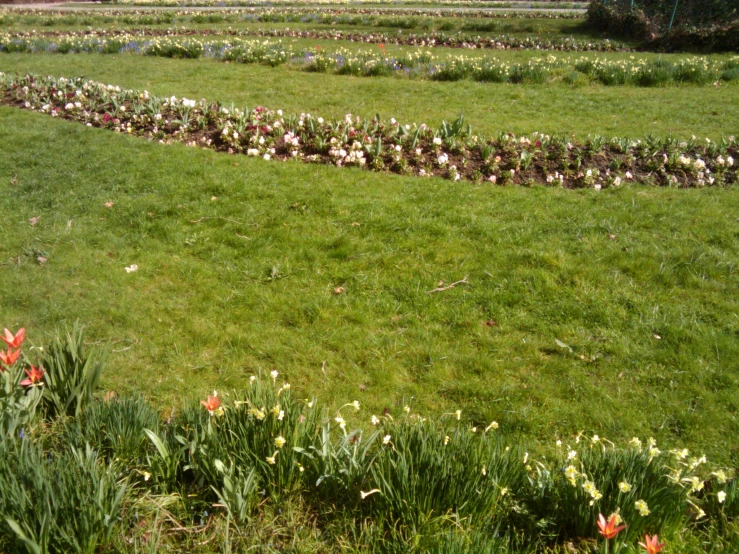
371 415 380 426
360 489 381 500
383 435 392 445
635 499 650 516
718 491 727 503
618 481 632 493
275 436 286 449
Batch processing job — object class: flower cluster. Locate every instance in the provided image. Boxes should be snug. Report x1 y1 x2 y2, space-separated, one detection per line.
2 73 737 188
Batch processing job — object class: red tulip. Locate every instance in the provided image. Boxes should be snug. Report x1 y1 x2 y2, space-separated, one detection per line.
201 395 221 413
639 534 665 554
597 513 626 539
20 366 45 387
2 328 25 349
0 348 21 367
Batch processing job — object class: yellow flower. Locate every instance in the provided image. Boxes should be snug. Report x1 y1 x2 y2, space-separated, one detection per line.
443 435 450 446
635 499 650 516
455 409 461 420
618 481 632 493
266 451 278 465
713 470 728 484
684 476 704 492
485 421 499 432
275 436 286 449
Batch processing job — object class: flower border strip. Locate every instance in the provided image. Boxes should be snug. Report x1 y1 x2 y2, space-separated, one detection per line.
1 73 736 189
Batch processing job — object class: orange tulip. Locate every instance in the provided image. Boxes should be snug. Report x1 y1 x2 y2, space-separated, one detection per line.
639 534 665 554
201 394 221 413
0 348 21 367
2 328 25 349
597 513 626 539
20 366 45 387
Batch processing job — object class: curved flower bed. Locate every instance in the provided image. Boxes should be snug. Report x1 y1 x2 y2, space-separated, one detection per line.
0 6 588 23
2 34 737 86
1 73 736 188
108 0 588 9
3 27 630 52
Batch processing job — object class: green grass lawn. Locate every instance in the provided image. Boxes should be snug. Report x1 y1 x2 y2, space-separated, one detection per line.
2 53 738 138
2 105 738 464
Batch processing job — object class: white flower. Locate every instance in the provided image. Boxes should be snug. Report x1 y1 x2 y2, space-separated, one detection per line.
351 400 360 411
124 264 138 273
567 450 577 460
270 370 278 382
718 491 727 503
433 137 442 145
635 499 650 516
360 489 381 499
263 154 271 161
455 410 461 420
444 436 450 445
383 435 392 445
275 436 286 448
371 415 380 425
618 481 632 493
485 421 499 432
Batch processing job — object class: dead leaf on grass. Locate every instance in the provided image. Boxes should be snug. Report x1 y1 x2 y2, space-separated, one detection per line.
29 216 40 226
37 256 47 265
104 201 114 208
483 320 498 327
333 286 345 295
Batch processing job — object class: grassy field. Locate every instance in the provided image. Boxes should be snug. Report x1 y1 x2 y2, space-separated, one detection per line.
2 101 739 463
1 6 738 552
2 54 738 138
